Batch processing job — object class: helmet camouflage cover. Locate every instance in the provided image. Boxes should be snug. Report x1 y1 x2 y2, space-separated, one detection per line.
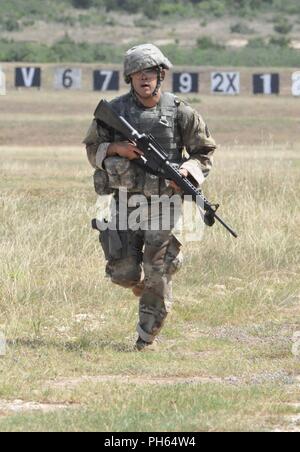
124 43 173 83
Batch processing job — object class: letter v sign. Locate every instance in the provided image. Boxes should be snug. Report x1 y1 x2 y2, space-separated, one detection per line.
16 67 41 88
22 68 36 87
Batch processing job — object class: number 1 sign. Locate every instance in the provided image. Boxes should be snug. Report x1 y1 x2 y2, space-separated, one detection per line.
253 74 280 95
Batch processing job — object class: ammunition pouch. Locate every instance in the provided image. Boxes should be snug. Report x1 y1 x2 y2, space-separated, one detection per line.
94 157 181 198
104 156 144 192
94 169 114 196
136 162 182 198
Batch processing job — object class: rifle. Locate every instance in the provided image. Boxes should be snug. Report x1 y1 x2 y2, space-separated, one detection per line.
94 100 238 239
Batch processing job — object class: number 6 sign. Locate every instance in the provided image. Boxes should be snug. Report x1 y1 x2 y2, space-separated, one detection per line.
54 68 82 90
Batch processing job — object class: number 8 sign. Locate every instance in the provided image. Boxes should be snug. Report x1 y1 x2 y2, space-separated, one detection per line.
173 72 199 93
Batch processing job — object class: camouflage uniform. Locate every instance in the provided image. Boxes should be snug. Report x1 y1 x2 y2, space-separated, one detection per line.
84 45 216 348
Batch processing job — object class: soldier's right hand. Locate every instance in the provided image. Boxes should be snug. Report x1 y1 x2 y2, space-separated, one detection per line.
107 142 143 160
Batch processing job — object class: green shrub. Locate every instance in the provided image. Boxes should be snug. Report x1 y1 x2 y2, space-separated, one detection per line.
269 35 291 47
197 0 226 18
1 17 21 32
230 22 255 34
143 0 161 20
57 16 77 26
196 36 224 50
1 36 300 66
247 37 267 48
22 19 35 28
273 17 292 34
72 0 93 9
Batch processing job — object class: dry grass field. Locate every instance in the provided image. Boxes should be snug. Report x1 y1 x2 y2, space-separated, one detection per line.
0 89 299 432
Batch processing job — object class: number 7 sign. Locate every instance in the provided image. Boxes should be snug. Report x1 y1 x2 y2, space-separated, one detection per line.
93 70 119 91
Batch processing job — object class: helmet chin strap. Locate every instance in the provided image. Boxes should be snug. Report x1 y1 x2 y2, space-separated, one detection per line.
151 66 163 97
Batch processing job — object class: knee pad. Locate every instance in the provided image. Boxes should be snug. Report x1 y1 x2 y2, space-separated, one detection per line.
110 257 142 288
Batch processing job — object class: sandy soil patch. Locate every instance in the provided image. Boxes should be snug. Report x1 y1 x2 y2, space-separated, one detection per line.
0 399 72 416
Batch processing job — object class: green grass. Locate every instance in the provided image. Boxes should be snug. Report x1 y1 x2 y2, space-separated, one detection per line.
0 383 294 432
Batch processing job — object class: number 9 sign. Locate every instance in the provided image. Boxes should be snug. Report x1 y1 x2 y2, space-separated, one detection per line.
173 72 199 94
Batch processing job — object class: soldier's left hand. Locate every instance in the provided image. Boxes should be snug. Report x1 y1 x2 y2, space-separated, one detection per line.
168 168 189 193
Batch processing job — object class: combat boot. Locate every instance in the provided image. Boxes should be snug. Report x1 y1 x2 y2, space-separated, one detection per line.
132 280 145 297
135 336 158 352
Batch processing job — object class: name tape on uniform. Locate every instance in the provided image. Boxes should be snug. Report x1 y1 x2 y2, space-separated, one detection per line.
0 68 6 95
54 68 82 90
173 72 199 94
94 70 119 91
253 73 279 95
211 72 240 95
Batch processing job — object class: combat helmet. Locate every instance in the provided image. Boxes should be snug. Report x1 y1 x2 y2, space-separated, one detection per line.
124 43 173 83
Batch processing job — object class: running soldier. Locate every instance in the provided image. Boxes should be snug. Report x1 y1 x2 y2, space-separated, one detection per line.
84 44 216 350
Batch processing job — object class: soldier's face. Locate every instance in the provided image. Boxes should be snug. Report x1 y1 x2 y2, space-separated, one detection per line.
131 67 160 98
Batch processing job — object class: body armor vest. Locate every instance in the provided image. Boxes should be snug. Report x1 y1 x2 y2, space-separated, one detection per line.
97 92 185 198
110 92 184 164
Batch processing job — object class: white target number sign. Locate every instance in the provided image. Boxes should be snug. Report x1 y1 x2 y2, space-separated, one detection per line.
292 72 300 97
54 68 82 90
0 69 6 95
211 72 240 95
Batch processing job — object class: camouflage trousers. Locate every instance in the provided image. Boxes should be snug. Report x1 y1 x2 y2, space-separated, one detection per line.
99 200 183 343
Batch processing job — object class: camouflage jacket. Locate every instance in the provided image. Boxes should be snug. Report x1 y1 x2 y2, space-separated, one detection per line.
83 91 217 187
